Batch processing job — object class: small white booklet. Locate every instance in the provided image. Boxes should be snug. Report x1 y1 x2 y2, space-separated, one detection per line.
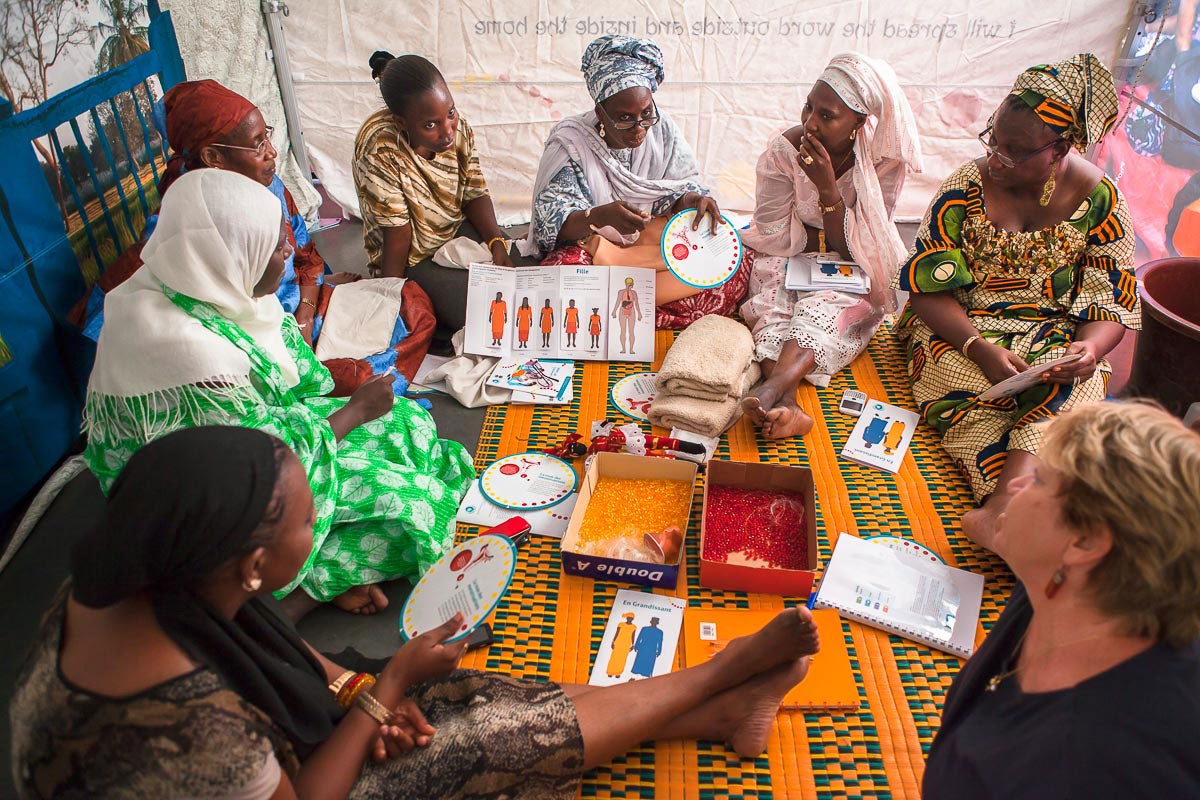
840 399 920 474
588 589 687 686
486 358 575 401
464 264 655 362
785 253 870 294
814 534 983 658
978 353 1083 400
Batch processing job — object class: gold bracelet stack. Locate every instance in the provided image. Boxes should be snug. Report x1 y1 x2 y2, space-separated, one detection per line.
335 673 376 708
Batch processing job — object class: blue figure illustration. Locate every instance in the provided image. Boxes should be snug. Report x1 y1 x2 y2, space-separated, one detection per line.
862 415 888 448
630 617 664 678
819 263 853 278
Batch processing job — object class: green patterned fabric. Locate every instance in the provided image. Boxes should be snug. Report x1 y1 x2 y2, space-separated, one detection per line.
84 288 473 601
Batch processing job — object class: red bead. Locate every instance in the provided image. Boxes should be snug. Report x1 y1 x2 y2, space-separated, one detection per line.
703 486 808 570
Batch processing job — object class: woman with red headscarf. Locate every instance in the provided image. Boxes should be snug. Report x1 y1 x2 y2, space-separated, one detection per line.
72 79 436 395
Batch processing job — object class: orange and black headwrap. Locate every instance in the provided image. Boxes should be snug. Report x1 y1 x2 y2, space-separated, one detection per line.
1010 53 1118 151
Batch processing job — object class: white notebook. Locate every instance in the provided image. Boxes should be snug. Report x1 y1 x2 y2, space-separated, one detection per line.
814 534 983 658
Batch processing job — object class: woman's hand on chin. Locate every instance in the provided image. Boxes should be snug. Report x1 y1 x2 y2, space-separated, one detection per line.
674 192 721 234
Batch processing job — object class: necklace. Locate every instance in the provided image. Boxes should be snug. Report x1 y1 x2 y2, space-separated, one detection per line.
985 626 1129 692
832 147 855 177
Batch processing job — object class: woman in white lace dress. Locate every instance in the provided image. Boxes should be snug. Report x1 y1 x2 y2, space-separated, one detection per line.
740 53 922 438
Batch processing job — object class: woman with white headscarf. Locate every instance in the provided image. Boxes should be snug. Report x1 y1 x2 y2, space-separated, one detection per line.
521 34 750 328
739 53 922 439
83 169 473 616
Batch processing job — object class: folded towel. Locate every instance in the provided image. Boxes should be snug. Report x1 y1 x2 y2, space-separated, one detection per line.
656 314 754 402
433 237 491 269
649 363 760 439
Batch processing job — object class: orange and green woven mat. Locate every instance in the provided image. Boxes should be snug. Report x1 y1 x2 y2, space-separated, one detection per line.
457 327 1013 799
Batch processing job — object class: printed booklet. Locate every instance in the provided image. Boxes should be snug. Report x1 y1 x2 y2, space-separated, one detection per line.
464 264 656 362
840 399 920 474
588 589 687 686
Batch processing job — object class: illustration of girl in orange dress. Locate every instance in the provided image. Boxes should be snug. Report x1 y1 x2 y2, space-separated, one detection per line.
564 299 580 347
488 291 507 346
589 307 602 348
516 297 533 348
539 299 554 347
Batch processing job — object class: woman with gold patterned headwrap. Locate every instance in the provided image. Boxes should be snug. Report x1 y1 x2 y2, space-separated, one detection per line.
893 54 1140 551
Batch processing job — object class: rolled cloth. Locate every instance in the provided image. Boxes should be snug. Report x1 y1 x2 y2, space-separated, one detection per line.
656 314 755 402
70 426 343 759
582 34 665 103
649 364 760 439
1009 53 1119 151
159 79 257 194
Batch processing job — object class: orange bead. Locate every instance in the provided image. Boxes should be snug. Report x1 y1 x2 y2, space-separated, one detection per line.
578 478 693 543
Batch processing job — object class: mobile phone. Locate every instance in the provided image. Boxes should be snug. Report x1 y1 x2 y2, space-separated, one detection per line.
465 623 494 651
839 389 868 417
483 517 531 548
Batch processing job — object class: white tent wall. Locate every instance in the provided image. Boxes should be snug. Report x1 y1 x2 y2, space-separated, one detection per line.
281 0 1135 225
158 0 322 221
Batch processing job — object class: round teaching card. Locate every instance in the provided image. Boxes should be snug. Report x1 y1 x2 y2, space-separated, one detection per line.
479 452 577 510
610 372 657 421
867 535 944 564
661 208 743 289
399 534 517 642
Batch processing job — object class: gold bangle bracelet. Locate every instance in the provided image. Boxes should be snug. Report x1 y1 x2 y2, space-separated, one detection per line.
486 236 507 251
961 334 982 358
355 691 393 725
300 298 317 310
820 197 845 214
328 670 356 695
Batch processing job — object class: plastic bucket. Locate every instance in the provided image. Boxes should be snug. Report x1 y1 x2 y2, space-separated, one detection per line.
1125 258 1200 416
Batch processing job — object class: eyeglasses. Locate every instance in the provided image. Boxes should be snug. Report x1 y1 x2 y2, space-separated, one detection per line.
599 100 660 131
977 126 1063 169
211 126 276 158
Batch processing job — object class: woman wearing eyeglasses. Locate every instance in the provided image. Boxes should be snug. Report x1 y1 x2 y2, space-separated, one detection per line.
520 35 750 329
69 79 434 398
893 54 1140 551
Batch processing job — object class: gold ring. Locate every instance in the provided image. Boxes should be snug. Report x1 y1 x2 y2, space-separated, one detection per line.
801 155 814 165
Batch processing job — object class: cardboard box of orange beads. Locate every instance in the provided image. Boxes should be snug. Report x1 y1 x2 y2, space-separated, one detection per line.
559 452 698 589
699 460 819 596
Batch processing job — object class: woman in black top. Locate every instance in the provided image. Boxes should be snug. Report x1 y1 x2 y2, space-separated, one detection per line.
924 400 1200 798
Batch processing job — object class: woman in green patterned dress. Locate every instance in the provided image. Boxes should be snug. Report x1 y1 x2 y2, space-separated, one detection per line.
82 169 473 614
893 54 1140 551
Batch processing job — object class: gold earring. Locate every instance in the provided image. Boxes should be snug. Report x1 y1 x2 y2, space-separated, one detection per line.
1040 164 1056 207
242 577 262 593
598 122 606 138
850 129 856 141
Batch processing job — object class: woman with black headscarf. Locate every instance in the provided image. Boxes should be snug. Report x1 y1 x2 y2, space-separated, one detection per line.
10 426 821 799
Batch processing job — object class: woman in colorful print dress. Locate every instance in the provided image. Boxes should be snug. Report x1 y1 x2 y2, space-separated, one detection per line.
82 169 473 615
894 54 1140 550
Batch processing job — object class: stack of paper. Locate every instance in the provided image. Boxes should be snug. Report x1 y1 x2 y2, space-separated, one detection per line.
785 253 870 295
486 358 575 405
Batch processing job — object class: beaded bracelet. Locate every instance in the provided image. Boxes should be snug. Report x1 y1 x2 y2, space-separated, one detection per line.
335 673 376 708
354 691 393 725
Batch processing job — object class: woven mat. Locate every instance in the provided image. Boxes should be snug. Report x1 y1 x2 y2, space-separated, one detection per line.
457 328 1013 799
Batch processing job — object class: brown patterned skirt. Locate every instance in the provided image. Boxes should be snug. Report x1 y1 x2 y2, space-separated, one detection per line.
351 670 584 800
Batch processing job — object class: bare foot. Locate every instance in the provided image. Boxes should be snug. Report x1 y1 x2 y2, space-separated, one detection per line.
740 396 769 427
332 584 389 615
728 656 813 758
762 398 814 440
711 608 820 688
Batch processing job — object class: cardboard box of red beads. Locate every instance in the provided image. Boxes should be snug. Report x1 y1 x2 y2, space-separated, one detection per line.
560 452 698 589
699 460 818 596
